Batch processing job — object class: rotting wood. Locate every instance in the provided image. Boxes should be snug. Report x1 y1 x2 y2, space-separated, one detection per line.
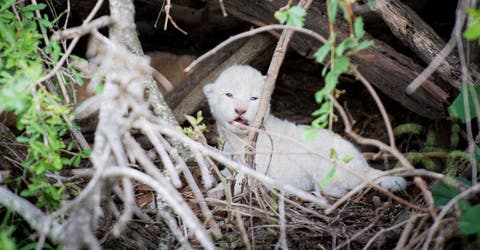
375 0 480 89
171 33 275 123
223 0 449 119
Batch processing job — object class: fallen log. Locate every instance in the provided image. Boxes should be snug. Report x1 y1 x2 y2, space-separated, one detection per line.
375 0 480 89
223 0 450 119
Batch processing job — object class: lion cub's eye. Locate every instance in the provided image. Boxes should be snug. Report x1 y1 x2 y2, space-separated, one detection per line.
225 93 233 97
250 97 258 101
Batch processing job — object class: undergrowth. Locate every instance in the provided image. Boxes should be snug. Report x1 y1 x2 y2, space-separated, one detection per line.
0 1 89 247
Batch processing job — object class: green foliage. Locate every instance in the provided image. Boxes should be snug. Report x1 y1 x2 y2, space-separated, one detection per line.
328 0 338 22
432 178 480 239
393 123 424 136
431 181 462 207
317 149 338 190
464 8 480 42
449 85 480 123
308 16 373 133
318 166 336 190
272 2 374 140
0 2 88 211
179 111 207 140
459 205 480 235
274 5 307 28
20 176 67 211
0 221 16 250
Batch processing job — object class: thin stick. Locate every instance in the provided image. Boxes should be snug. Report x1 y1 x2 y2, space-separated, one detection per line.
247 9 307 167
153 123 329 207
335 210 380 250
185 24 326 72
454 0 479 186
275 192 288 250
234 211 252 250
236 122 424 212
218 0 228 16
329 96 436 217
353 68 396 148
112 177 134 236
53 16 112 40
102 167 215 250
163 0 171 31
362 213 427 250
38 0 105 83
154 132 222 236
394 214 417 250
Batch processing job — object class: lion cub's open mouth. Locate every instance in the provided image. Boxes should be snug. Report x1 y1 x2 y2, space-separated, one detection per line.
230 117 249 127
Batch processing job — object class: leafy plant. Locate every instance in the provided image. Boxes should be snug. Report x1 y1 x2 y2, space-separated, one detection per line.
299 0 373 139
432 180 480 239
0 2 88 211
464 7 480 42
179 111 207 141
274 5 307 28
449 85 480 123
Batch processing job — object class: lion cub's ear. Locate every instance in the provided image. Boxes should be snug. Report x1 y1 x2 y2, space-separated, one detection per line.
203 83 214 98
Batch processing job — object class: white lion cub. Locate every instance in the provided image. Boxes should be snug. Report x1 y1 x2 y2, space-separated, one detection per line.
203 65 406 197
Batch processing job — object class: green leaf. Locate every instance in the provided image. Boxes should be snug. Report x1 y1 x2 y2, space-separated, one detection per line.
325 71 339 87
464 20 480 40
355 40 374 52
321 62 330 76
0 22 15 45
328 0 338 22
73 155 82 167
431 182 461 207
314 43 331 64
318 166 336 189
275 10 288 24
336 38 357 56
464 8 480 41
342 155 353 163
21 3 46 12
311 102 331 116
0 0 16 12
367 0 377 10
467 8 480 17
314 89 327 103
311 114 328 128
289 6 306 17
448 85 480 123
333 56 350 74
286 6 306 28
393 123 424 136
459 205 480 235
302 127 319 142
354 17 365 39
330 148 338 160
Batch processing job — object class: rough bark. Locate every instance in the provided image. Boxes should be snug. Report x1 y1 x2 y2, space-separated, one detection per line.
170 33 275 123
108 0 177 249
375 0 480 89
223 0 450 119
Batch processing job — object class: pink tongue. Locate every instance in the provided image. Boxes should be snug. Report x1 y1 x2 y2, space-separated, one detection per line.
234 118 248 126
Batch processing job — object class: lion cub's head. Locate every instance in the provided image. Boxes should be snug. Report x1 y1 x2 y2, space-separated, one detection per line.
203 65 265 135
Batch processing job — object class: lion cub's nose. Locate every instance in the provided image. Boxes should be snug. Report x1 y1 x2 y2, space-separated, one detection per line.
235 108 246 115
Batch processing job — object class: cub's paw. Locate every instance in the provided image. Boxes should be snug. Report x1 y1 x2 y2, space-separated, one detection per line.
376 176 407 192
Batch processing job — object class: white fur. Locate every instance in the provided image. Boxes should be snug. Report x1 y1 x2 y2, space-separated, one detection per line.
203 65 406 197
